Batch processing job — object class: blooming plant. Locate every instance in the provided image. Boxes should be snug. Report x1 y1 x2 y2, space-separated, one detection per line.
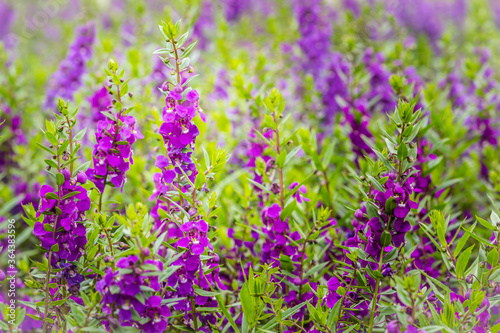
2 1 500 333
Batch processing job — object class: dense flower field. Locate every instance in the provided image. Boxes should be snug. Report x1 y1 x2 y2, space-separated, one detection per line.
2 0 500 332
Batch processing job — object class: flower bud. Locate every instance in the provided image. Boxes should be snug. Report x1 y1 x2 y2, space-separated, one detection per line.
141 247 151 257
76 170 87 184
108 58 118 71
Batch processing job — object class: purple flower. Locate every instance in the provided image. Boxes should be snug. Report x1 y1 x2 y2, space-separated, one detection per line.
326 277 341 308
45 22 97 109
289 182 309 203
86 112 142 193
34 168 89 266
142 296 171 333
177 220 211 255
387 321 401 333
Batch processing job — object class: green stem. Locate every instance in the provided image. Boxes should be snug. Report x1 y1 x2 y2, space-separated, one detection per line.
190 297 199 331
368 219 390 333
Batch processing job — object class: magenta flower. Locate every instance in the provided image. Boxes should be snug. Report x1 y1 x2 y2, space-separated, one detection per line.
177 220 211 255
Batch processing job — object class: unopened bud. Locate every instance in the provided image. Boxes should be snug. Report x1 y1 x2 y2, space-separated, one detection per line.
141 247 151 257
128 92 133 98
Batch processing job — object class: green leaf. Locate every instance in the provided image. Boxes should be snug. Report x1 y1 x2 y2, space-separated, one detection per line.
45 192 59 200
260 301 308 330
456 245 474 279
56 173 65 185
51 243 60 252
61 191 81 200
45 132 59 146
36 143 54 154
488 248 499 268
182 41 197 59
454 223 475 258
263 114 276 130
397 142 408 162
57 140 69 155
49 299 67 306
476 216 496 231
280 199 296 221
194 288 220 297
276 149 287 168
240 282 262 329
44 159 58 169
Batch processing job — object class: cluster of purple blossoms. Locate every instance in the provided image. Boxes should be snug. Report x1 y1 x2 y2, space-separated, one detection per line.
166 250 222 329
97 255 171 332
363 48 396 113
261 203 299 266
326 274 369 319
151 43 221 330
192 0 214 50
45 22 97 109
342 100 374 158
349 170 418 259
392 0 467 48
440 71 467 108
155 86 202 186
321 52 350 124
222 0 250 23
391 0 445 46
86 110 143 193
33 168 89 292
85 86 112 125
0 107 27 175
0 1 15 47
293 0 332 88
